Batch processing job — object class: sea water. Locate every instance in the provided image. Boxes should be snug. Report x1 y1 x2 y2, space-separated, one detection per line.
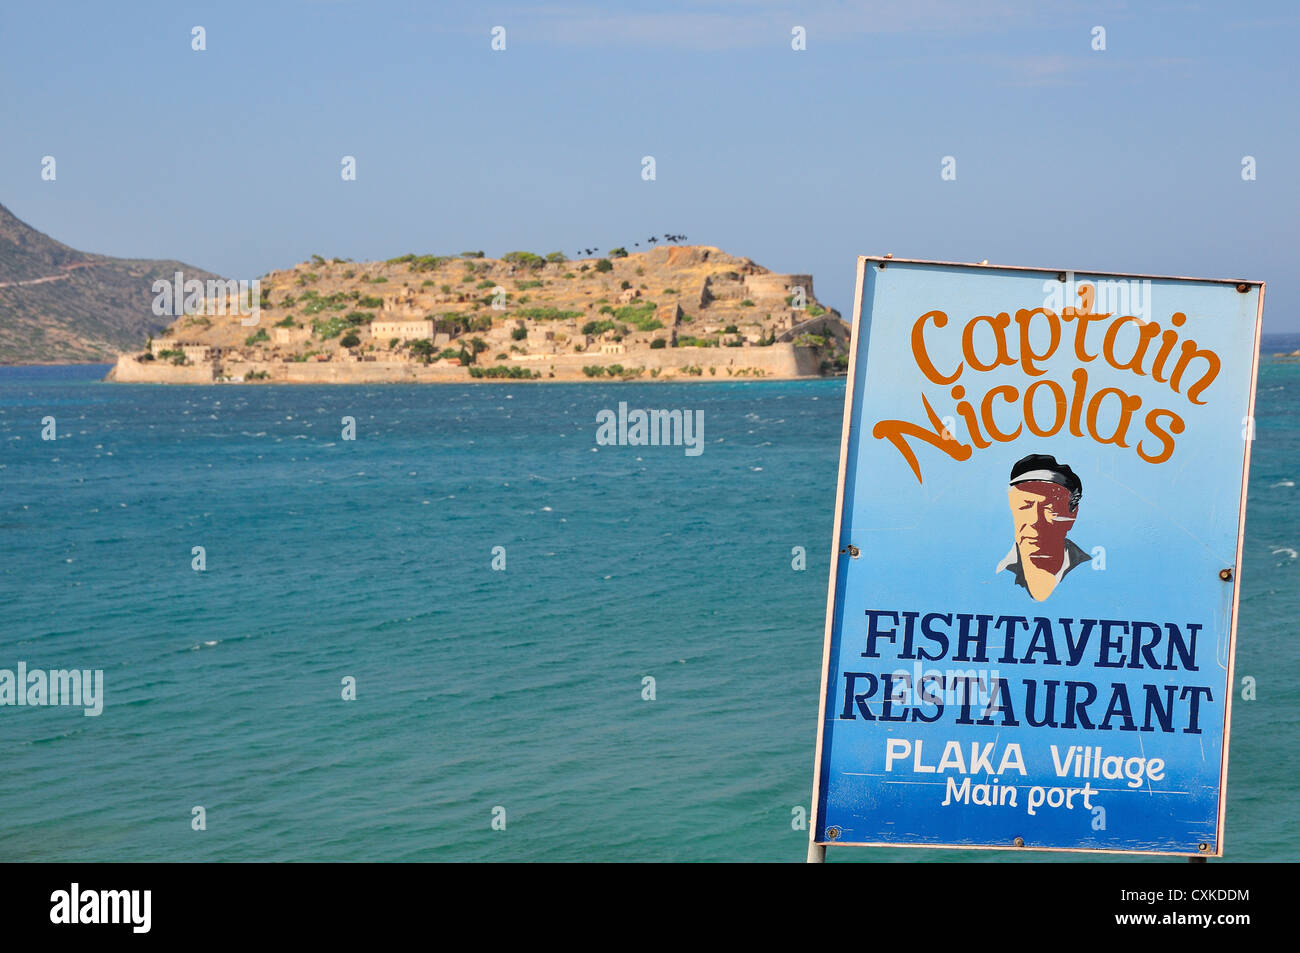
0 341 1295 862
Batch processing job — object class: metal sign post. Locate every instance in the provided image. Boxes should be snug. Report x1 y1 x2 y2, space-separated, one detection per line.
809 257 1264 860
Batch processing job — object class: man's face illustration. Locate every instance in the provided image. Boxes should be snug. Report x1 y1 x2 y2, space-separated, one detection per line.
1008 481 1076 569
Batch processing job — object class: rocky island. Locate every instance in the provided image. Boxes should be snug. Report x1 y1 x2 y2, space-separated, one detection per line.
106 245 849 383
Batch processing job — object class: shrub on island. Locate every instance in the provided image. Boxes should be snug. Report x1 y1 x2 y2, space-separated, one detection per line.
515 307 582 321
468 365 541 379
503 251 545 269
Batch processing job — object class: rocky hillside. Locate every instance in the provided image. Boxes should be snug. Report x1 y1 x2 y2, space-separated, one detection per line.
0 202 216 363
123 244 848 382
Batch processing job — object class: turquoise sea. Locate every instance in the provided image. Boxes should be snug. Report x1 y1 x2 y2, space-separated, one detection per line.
1 339 1297 862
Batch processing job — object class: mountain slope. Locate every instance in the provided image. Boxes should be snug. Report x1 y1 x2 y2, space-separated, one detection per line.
0 203 217 363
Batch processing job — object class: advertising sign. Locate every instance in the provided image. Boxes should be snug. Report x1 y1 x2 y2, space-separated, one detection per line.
809 258 1264 857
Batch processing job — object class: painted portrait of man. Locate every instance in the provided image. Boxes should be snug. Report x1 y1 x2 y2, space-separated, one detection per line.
996 453 1092 602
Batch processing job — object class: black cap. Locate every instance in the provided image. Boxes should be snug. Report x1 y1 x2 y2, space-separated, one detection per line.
1009 453 1082 511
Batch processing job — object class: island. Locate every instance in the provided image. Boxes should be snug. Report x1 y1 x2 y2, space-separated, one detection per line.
106 245 849 383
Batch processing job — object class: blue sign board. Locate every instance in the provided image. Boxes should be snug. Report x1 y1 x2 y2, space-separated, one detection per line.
810 258 1264 856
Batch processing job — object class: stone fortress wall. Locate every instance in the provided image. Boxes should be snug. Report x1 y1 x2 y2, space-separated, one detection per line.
109 342 822 383
743 273 813 300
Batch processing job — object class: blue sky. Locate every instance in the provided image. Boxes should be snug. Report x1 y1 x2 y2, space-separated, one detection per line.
2 1 1297 329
